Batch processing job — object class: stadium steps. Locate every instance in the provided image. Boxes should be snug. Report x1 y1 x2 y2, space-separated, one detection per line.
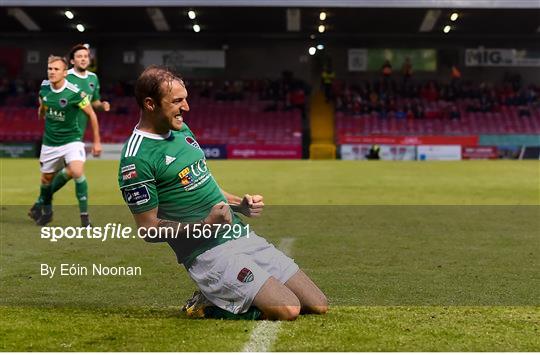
309 91 336 159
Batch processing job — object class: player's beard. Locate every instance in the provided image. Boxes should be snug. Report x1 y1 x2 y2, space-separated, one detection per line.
170 112 184 130
76 64 88 72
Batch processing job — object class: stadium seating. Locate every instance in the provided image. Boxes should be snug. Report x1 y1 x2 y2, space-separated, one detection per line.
0 88 303 146
333 79 540 143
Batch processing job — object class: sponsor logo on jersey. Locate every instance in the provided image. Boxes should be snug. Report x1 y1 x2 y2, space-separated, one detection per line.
121 164 136 173
47 107 65 121
185 136 201 149
237 268 254 283
178 167 192 186
123 185 150 205
177 158 211 191
165 155 176 165
122 170 138 181
178 158 208 186
59 98 68 107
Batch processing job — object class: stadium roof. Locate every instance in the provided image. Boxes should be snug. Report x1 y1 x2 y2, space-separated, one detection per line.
2 0 540 8
1 6 539 37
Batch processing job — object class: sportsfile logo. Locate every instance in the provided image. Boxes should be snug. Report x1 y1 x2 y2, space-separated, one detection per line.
39 223 250 242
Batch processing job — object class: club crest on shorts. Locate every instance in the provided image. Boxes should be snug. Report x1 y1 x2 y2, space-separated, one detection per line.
59 98 68 107
237 267 254 283
185 136 201 149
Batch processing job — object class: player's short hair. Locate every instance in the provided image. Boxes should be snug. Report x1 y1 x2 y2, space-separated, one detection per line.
135 65 184 109
47 55 68 69
69 43 89 60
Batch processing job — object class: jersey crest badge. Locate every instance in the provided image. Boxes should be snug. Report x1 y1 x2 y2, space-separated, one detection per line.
185 136 201 149
59 98 68 107
237 268 254 283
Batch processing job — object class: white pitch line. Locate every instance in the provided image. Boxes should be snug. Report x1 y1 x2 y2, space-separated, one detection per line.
242 237 295 352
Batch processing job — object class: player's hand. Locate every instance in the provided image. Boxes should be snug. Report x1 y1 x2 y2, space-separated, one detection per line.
102 101 111 112
92 142 102 157
238 194 264 217
204 201 232 225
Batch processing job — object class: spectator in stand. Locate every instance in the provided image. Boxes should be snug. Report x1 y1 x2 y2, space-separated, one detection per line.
449 104 461 120
451 65 462 86
414 101 425 119
0 78 9 105
381 59 392 78
401 57 413 83
288 86 306 115
321 65 335 102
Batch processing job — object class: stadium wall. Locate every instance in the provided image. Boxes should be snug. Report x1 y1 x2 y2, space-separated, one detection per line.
1 37 539 84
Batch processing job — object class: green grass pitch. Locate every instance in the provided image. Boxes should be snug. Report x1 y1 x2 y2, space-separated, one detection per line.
1 159 539 351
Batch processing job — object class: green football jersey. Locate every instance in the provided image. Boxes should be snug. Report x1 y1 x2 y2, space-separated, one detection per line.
67 68 101 133
39 79 90 146
118 123 247 266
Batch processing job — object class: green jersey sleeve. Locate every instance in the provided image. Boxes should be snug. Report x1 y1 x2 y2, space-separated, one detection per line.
118 156 159 214
78 94 90 109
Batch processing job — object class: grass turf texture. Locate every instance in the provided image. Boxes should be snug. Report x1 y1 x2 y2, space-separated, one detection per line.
1 159 539 351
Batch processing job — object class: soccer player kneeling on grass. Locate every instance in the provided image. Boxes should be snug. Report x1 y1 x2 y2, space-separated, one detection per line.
118 66 328 320
29 56 102 227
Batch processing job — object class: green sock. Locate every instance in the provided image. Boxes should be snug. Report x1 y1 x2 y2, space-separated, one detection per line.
204 306 262 320
51 168 71 193
40 184 52 213
75 175 88 214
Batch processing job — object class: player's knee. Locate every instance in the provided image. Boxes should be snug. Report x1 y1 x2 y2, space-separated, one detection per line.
303 293 328 315
277 304 301 321
310 303 328 315
41 174 53 184
70 169 83 180
314 294 329 314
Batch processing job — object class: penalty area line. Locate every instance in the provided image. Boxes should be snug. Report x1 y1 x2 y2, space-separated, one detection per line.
241 237 295 352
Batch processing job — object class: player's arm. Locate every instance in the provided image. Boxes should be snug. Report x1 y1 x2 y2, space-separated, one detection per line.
80 99 102 157
91 99 110 112
91 77 110 112
221 189 264 217
131 202 232 243
38 97 46 119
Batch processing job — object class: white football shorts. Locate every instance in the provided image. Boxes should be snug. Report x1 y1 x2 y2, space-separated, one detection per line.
187 232 299 314
39 141 86 173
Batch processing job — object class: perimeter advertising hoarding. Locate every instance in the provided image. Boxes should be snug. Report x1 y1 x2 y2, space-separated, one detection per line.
462 146 498 160
417 145 462 161
201 144 227 159
465 48 540 67
348 48 437 72
339 135 479 146
0 143 36 158
227 145 302 159
141 50 226 69
341 144 416 161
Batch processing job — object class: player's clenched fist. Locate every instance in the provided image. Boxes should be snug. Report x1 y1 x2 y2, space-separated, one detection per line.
92 142 102 157
204 201 233 225
239 194 264 217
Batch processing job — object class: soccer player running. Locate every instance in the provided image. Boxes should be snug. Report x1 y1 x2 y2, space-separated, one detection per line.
118 66 327 320
43 44 111 221
28 56 102 226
